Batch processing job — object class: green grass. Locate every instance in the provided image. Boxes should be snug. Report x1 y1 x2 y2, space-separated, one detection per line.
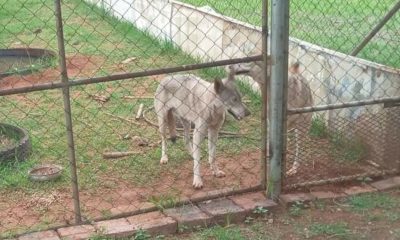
0 2 262 236
347 192 399 213
181 0 400 68
308 222 351 239
198 226 245 240
309 115 367 163
74 191 400 240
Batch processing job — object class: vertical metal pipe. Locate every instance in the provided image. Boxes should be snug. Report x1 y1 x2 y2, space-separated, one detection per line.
268 0 289 199
54 0 82 223
260 0 269 191
350 0 400 56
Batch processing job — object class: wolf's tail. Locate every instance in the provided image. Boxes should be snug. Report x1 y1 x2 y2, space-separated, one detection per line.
167 109 177 143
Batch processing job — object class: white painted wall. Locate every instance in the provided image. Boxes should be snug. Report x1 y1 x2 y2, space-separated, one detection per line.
85 0 399 103
84 0 400 163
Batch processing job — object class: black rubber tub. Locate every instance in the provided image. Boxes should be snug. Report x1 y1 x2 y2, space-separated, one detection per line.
0 123 31 162
0 48 56 78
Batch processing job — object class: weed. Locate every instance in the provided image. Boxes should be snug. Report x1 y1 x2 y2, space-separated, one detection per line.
384 210 400 222
309 115 329 138
178 224 189 233
308 222 351 239
148 194 178 212
199 225 245 240
309 115 367 163
289 201 305 217
329 132 366 163
314 199 326 210
253 206 269 215
134 229 151 240
347 193 398 213
244 216 254 224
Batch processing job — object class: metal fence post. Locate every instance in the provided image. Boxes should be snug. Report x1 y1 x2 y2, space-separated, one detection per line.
268 0 289 199
54 0 82 223
260 0 269 192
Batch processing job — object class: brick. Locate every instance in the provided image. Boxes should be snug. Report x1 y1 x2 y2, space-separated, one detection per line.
127 211 177 236
343 185 377 195
229 192 277 215
164 205 211 230
310 191 346 200
94 218 135 238
198 198 246 225
19 230 60 240
279 193 315 206
57 225 96 240
370 177 400 191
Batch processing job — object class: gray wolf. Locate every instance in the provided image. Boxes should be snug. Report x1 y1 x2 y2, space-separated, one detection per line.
229 60 313 176
154 71 251 189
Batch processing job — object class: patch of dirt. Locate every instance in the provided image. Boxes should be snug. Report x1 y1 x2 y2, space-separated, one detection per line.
0 150 260 235
0 55 105 90
284 136 388 191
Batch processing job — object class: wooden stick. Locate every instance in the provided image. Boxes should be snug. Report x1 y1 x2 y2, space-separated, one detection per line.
104 112 139 125
136 103 144 120
103 151 138 159
122 95 153 100
366 160 380 168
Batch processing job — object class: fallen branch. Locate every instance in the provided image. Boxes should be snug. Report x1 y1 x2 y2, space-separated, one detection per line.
103 151 138 159
105 112 139 125
366 160 380 168
123 95 154 100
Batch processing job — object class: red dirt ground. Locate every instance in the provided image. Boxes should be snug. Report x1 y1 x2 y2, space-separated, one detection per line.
0 55 105 89
0 57 393 236
0 150 261 235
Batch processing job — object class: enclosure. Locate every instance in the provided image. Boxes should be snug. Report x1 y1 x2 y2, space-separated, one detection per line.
0 0 399 238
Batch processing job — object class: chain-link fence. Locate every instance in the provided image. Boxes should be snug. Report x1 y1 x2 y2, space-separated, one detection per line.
0 0 399 238
283 0 400 190
0 0 266 237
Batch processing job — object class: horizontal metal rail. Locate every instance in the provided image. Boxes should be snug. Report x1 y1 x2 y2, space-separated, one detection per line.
0 55 262 97
288 96 400 114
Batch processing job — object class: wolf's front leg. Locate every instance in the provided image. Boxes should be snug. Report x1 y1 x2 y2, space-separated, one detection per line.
208 128 225 178
192 126 206 189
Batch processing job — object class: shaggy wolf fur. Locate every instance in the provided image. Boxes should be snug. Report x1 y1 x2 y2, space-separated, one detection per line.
230 59 313 175
154 71 250 189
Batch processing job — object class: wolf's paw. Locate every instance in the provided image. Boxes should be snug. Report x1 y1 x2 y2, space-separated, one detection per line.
193 176 203 189
160 156 168 164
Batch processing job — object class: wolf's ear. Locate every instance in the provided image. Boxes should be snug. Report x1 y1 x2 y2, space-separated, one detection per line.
289 62 300 74
214 78 224 94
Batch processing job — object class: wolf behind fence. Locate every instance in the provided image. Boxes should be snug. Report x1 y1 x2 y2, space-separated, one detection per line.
154 72 251 189
230 59 313 176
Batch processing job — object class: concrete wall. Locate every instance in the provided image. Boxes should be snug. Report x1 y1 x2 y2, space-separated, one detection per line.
85 0 400 103
85 0 400 164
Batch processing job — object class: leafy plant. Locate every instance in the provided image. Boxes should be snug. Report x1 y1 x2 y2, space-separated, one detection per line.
289 201 305 217
134 229 151 240
308 222 351 239
253 206 269 215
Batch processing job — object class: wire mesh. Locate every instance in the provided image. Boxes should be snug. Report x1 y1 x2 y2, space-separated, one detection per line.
284 0 400 190
0 0 399 237
0 0 263 237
